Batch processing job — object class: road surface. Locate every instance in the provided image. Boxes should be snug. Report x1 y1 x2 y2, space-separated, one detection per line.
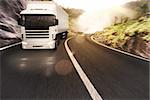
68 35 149 100
0 40 91 100
0 35 149 100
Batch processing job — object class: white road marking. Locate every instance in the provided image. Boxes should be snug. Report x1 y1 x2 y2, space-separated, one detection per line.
0 42 21 51
91 36 150 62
65 37 103 100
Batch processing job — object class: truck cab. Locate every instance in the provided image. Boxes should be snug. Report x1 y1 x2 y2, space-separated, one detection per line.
20 1 68 49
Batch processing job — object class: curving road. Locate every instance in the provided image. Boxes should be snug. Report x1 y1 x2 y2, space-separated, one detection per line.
68 35 149 100
0 35 149 100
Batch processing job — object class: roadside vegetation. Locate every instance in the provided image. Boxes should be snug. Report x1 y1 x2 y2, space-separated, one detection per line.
93 16 150 59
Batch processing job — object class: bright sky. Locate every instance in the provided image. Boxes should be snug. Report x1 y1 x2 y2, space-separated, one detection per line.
54 0 138 33
54 0 137 11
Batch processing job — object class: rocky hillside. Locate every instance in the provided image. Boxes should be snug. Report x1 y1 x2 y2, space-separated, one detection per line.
0 0 26 47
93 16 150 59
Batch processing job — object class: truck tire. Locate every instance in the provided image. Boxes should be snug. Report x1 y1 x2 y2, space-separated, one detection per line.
54 39 60 50
53 42 57 50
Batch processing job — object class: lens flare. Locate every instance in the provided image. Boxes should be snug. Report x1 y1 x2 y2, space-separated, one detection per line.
55 60 73 76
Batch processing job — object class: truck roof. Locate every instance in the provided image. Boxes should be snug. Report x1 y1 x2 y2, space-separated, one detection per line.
21 1 57 15
20 9 56 15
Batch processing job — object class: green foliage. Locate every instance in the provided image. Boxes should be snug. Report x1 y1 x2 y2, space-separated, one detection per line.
93 17 150 49
142 34 150 41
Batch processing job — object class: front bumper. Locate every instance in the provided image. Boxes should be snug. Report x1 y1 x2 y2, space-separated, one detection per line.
22 40 55 49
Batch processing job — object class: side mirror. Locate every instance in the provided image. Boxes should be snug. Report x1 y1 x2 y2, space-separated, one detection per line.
18 15 25 26
55 19 58 25
18 18 22 25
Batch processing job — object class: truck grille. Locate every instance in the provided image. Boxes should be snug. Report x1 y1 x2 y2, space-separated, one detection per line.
25 30 49 38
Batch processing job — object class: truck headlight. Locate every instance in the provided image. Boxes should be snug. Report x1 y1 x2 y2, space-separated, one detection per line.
48 41 55 45
22 41 28 45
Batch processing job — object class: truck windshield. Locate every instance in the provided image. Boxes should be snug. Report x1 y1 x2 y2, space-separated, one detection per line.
22 14 56 30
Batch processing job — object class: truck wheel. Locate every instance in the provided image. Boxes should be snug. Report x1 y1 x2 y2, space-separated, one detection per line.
56 39 60 46
54 42 57 50
54 39 59 50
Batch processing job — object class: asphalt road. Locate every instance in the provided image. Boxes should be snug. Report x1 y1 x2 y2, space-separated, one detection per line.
0 35 149 100
0 40 91 100
68 35 149 100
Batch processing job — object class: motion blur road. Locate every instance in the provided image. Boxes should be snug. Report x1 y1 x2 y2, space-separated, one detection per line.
68 35 149 100
0 40 91 100
0 35 149 100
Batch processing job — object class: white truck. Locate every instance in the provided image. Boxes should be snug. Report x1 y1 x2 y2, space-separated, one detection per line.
19 1 68 49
